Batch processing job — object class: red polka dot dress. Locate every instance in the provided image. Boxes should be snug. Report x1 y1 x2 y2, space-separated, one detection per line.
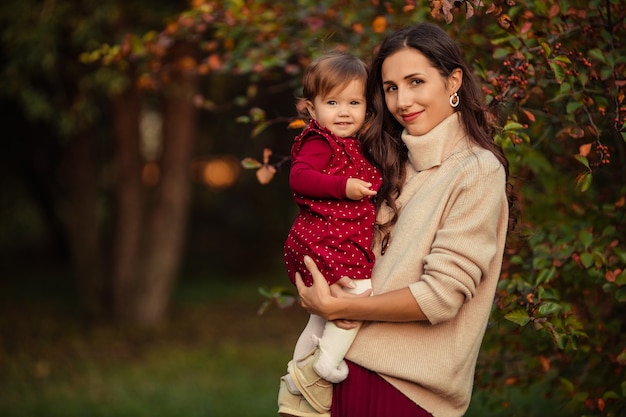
284 120 383 287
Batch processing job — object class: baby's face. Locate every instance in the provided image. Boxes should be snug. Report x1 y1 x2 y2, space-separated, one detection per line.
307 79 366 138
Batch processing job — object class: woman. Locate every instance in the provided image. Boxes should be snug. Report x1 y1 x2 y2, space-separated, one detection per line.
294 22 512 417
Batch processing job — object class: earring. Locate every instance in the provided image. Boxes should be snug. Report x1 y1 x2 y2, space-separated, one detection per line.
449 92 460 108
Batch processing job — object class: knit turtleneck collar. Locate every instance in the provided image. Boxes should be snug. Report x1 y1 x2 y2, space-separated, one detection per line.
401 112 467 172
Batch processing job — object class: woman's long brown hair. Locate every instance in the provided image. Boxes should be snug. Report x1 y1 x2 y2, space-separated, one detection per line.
361 22 513 235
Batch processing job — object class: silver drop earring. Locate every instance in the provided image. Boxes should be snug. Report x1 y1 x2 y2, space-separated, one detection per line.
449 92 460 108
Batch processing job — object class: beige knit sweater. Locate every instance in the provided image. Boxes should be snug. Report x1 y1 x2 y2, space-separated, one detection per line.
345 113 509 417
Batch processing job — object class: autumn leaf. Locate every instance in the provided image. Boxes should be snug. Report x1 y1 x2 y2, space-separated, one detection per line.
372 16 387 33
207 53 222 70
497 14 513 30
522 109 535 122
256 164 277 185
465 2 475 19
548 3 560 17
578 143 592 157
504 377 518 385
288 119 307 129
568 126 585 138
352 22 364 34
486 4 503 15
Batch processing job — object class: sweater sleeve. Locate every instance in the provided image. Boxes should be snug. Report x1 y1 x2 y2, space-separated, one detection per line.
410 155 507 325
290 137 347 199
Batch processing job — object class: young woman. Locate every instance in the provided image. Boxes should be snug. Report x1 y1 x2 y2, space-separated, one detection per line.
295 23 513 417
279 51 382 417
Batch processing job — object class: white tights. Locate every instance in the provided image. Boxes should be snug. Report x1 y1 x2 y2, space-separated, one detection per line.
291 279 372 383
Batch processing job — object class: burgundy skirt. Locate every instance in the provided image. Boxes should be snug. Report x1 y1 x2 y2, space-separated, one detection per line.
331 360 433 417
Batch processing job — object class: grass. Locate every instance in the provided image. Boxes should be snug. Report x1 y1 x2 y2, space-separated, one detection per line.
2 344 287 417
0 263 309 417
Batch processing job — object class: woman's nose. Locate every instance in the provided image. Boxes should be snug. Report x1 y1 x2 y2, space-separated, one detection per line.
396 87 411 109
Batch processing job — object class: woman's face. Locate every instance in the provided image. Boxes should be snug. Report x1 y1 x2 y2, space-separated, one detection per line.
381 48 461 136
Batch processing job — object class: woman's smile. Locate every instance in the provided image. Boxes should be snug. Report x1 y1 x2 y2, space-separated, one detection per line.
400 111 423 123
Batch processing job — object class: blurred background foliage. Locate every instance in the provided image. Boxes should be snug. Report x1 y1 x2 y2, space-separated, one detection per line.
0 0 625 416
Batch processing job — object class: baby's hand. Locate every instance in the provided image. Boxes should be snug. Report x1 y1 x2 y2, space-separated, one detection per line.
346 178 377 201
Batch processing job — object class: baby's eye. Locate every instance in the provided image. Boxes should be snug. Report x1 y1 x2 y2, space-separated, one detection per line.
350 100 362 105
327 100 337 105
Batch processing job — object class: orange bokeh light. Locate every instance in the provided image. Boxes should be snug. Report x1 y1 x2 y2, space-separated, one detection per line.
197 155 240 189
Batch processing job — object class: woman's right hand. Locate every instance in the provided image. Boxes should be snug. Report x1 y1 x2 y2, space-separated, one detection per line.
330 277 369 329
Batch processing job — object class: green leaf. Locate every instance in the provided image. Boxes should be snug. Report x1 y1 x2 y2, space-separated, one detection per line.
588 48 606 63
560 377 574 393
566 100 583 114
603 391 620 400
601 224 616 238
493 47 512 59
580 252 594 268
537 301 562 316
592 250 607 266
504 309 530 326
251 122 268 138
249 107 266 122
578 229 593 249
574 155 590 170
575 172 593 192
492 36 513 46
503 121 525 131
600 66 613 80
538 286 560 301
256 286 296 314
553 55 572 64
549 60 566 84
573 392 589 402
258 286 275 298
240 158 262 169
536 267 557 285
510 255 524 265
543 321 566 349
276 294 296 309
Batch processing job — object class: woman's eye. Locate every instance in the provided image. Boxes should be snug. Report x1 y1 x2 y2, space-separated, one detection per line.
411 79 422 86
385 85 397 93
